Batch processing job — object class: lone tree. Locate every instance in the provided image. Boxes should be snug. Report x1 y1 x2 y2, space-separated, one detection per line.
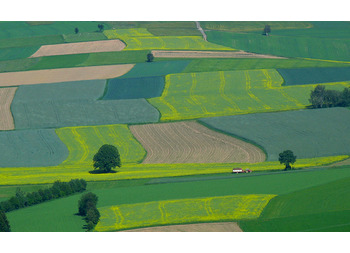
93 144 121 173
263 24 271 36
147 52 154 62
279 150 297 170
98 24 104 32
0 210 11 232
75 27 79 34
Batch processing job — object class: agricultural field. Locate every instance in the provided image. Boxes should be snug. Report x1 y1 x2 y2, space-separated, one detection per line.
148 69 349 121
1 21 350 233
200 107 350 160
129 121 265 163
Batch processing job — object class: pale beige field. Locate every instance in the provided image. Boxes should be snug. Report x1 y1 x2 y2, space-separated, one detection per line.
0 64 134 87
151 50 287 59
121 222 243 232
29 40 126 57
129 121 265 164
0 87 17 130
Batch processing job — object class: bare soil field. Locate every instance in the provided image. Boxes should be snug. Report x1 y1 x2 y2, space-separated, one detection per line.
29 40 126 57
0 64 134 87
121 222 243 232
151 50 287 59
129 121 265 164
0 87 17 130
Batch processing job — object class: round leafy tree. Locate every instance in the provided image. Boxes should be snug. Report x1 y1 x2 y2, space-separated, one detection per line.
279 150 297 170
93 144 121 173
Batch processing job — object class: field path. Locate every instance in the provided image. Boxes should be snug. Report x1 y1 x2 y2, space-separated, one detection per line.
29 39 126 57
0 87 17 130
129 121 265 163
151 50 287 58
195 21 207 41
121 222 243 232
0 64 134 87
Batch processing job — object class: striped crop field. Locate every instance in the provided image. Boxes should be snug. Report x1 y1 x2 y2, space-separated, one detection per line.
95 194 276 231
104 29 234 51
107 28 154 37
0 155 347 186
148 69 350 121
55 124 146 166
129 121 265 164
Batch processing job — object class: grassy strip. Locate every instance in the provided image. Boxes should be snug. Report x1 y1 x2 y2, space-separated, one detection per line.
182 58 350 73
0 155 347 185
94 194 275 231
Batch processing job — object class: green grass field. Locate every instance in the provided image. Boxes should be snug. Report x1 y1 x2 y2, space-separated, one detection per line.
239 176 350 231
148 69 349 121
6 165 350 231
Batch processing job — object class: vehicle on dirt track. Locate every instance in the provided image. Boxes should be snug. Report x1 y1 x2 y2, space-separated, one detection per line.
232 168 252 174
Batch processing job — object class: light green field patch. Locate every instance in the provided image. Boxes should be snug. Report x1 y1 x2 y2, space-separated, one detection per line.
107 28 154 37
95 194 276 231
148 69 350 121
0 155 347 185
55 124 146 166
104 30 234 51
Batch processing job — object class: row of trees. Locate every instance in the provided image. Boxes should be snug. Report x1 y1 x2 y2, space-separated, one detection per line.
78 192 100 231
0 210 10 232
309 85 350 108
74 24 105 34
0 179 87 213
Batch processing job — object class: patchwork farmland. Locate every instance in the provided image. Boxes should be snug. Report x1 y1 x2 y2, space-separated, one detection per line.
1 21 350 233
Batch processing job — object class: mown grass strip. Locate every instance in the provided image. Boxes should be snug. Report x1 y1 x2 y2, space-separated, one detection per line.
95 194 275 231
0 155 347 186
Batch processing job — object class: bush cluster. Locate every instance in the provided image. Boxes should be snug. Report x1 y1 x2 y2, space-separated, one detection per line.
309 85 350 108
78 192 100 231
0 179 87 213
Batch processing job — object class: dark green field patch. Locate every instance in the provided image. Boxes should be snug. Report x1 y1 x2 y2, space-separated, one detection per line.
0 46 39 61
103 76 165 100
240 176 350 232
200 107 350 161
0 129 68 167
277 67 350 86
0 34 64 49
13 80 106 102
12 99 160 129
119 60 191 79
206 30 350 61
28 53 89 70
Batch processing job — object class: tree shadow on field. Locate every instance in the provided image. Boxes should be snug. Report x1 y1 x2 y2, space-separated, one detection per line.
88 169 117 174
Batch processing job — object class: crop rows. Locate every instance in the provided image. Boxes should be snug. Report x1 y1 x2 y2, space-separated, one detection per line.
129 121 265 163
95 194 276 231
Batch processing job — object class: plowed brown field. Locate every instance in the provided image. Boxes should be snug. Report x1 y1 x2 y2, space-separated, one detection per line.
121 222 243 232
129 121 265 163
0 64 134 87
0 87 17 130
29 40 126 57
151 50 287 59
